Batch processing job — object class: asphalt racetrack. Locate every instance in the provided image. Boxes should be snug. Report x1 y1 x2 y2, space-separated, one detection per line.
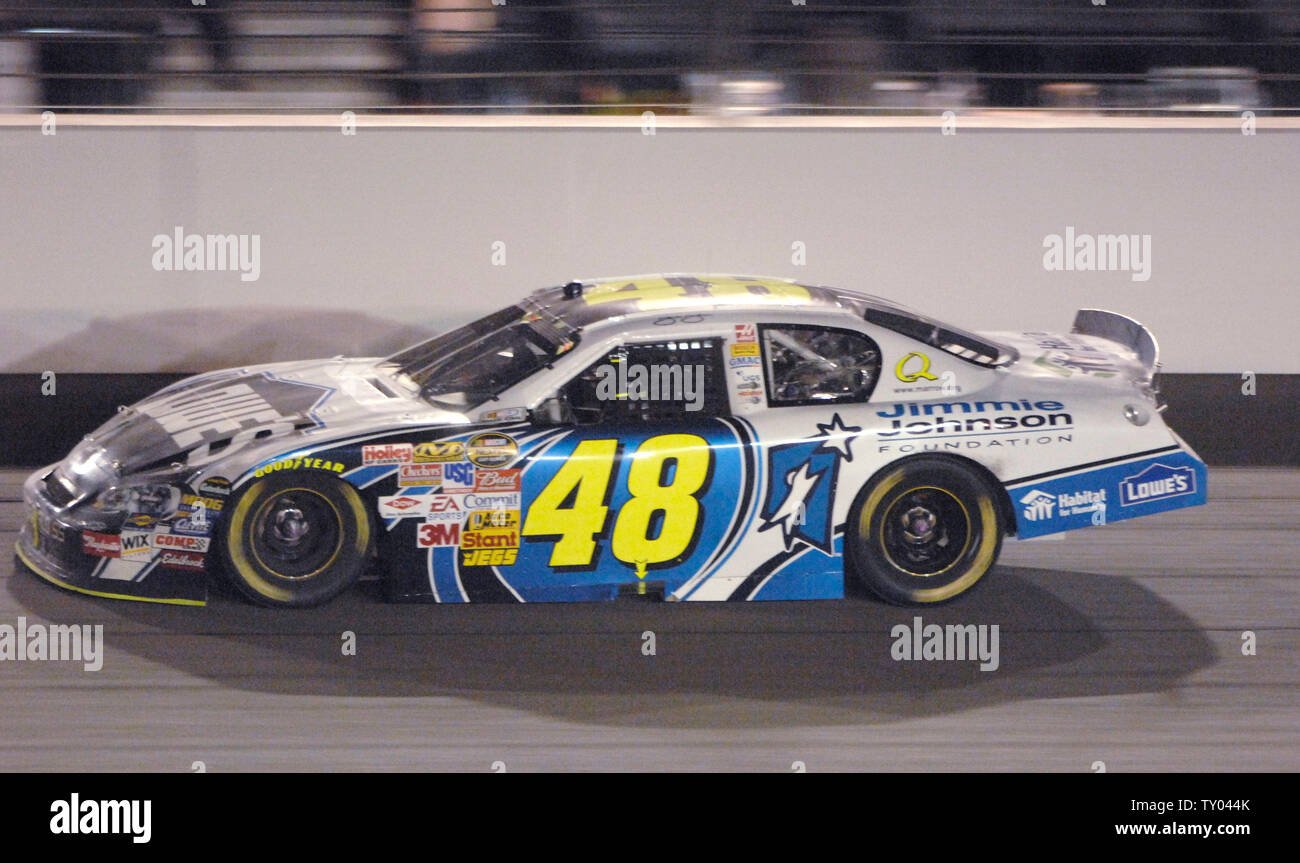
1 467 1296 772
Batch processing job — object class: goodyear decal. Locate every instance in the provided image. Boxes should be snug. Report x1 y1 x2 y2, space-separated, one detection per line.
254 457 345 478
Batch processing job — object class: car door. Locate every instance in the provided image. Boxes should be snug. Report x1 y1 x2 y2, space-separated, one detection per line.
506 334 759 600
705 321 884 601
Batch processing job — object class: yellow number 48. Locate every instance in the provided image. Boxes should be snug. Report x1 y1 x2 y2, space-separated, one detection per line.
522 434 711 569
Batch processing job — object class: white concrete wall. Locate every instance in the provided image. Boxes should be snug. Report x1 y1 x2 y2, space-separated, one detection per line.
1 119 1296 372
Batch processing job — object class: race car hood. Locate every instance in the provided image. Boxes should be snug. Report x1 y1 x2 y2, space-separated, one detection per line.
60 358 465 490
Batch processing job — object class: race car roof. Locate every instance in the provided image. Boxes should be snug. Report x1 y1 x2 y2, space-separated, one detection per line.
527 274 1014 367
528 274 894 326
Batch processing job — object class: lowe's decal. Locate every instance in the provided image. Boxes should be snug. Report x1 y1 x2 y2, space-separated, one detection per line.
1011 450 1207 538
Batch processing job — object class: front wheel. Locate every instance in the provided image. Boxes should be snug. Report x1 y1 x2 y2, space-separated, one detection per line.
846 457 1002 605
220 471 372 608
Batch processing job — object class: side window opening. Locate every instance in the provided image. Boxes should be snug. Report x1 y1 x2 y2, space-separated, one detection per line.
761 325 881 406
562 338 730 422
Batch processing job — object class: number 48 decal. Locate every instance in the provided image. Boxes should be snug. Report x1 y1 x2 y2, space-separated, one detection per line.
522 434 712 569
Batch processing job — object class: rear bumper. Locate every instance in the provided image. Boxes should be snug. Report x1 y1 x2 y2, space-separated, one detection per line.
1008 444 1208 539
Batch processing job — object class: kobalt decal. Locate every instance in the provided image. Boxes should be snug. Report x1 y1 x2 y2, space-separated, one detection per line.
1120 463 1196 506
363 443 413 465
140 382 283 448
398 463 442 486
417 522 461 547
474 468 520 492
152 533 210 552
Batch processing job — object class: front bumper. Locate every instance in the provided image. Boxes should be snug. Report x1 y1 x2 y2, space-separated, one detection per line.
17 465 207 606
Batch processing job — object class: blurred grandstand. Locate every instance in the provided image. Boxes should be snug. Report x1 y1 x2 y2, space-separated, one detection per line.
0 1 1297 113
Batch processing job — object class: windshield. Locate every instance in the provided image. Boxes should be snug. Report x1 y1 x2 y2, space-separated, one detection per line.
383 305 575 410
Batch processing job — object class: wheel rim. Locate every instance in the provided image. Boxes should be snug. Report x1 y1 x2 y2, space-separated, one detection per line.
250 488 343 579
878 485 972 577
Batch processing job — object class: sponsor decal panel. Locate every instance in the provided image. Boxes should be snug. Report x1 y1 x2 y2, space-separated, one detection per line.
424 494 465 521
363 443 413 465
417 522 461 547
397 463 443 486
152 533 210 553
379 495 432 518
441 462 475 492
413 441 465 463
728 356 760 368
466 433 518 468
468 509 519 530
1120 462 1196 507
119 531 152 556
459 547 518 567
81 531 121 558
734 323 756 342
473 468 520 493
1010 451 1207 538
730 343 760 358
158 550 206 571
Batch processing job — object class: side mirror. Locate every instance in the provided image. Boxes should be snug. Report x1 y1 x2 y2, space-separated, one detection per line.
531 395 570 427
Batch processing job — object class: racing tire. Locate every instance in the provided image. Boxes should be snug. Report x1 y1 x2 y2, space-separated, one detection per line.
220 471 371 608
846 457 1002 605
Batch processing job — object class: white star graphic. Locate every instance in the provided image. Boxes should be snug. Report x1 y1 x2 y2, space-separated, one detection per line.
814 413 862 461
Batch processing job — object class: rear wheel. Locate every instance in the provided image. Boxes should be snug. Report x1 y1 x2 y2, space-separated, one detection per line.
846 457 1002 605
221 471 371 608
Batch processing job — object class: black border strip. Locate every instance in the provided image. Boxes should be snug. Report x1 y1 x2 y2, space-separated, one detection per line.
1003 444 1181 487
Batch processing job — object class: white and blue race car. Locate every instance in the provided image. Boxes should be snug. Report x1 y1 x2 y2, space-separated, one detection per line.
18 274 1207 607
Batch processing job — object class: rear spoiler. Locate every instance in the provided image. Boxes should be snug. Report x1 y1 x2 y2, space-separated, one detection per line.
1070 309 1159 380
